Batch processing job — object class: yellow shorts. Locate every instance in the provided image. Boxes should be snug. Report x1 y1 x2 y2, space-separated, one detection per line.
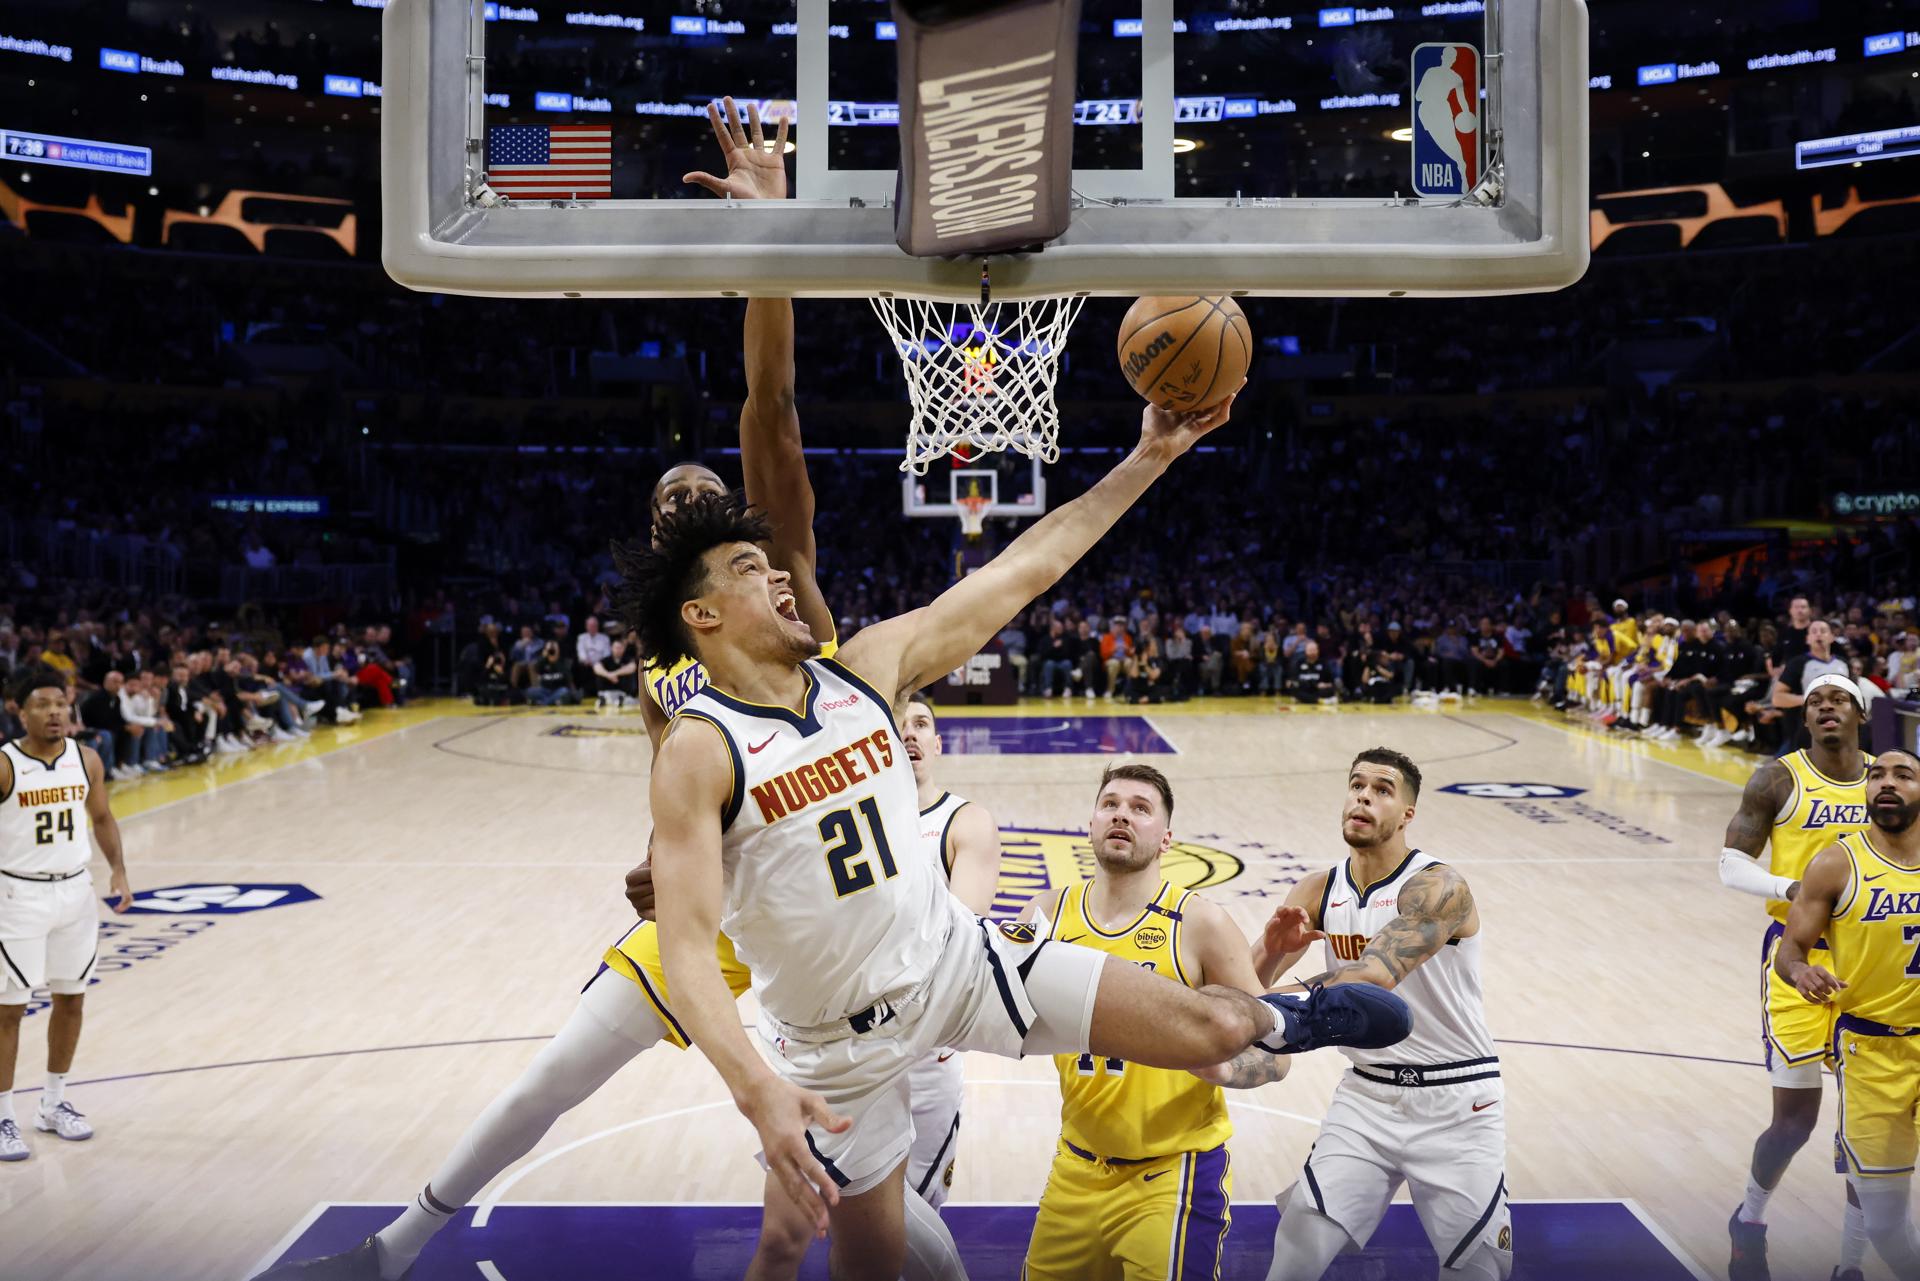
1023 1141 1232 1281
1833 1017 1920 1179
598 921 752 1050
1762 923 1837 1072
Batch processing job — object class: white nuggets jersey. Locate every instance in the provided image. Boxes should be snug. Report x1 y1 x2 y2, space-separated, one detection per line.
678 658 948 1028
1319 849 1495 1075
919 791 970 878
1 739 93 876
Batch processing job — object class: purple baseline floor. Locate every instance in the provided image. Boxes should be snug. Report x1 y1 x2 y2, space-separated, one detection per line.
255 1200 1700 1280
938 716 1177 755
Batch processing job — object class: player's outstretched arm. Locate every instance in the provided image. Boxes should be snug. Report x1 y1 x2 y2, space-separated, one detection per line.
1319 864 1474 991
650 717 849 1230
841 395 1239 700
944 801 1002 916
682 97 834 647
1774 843 1850 1004
1250 872 1331 987
1719 760 1796 899
80 744 131 912
1187 896 1294 1088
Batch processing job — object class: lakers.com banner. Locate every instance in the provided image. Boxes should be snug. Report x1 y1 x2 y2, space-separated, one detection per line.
891 0 1083 258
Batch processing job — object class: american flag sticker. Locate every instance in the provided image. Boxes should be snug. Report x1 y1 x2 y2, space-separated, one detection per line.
486 124 612 199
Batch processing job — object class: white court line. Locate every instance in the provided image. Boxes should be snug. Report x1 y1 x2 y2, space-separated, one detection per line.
239 1200 331 1281
470 1080 1321 1232
1140 714 1180 755
471 1101 734 1227
145 859 633 868
476 1262 508 1281
1620 1198 1716 1281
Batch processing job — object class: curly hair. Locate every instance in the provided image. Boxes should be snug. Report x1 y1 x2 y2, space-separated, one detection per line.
7 664 69 709
611 489 773 668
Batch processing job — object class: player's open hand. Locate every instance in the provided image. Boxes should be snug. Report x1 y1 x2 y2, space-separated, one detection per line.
1262 904 1325 957
1139 384 1244 459
109 867 132 913
684 97 789 202
741 1076 849 1236
624 859 657 921
1791 963 1846 1004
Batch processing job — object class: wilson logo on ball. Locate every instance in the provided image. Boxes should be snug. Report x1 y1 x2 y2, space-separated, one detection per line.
1123 331 1176 379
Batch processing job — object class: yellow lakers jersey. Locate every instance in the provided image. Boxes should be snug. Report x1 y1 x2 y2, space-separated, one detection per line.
645 638 837 719
1045 880 1231 1161
1828 833 1920 1029
1610 617 1641 659
1769 750 1875 923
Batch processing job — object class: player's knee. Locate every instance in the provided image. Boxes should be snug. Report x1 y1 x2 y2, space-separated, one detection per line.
828 1239 905 1281
752 1213 814 1267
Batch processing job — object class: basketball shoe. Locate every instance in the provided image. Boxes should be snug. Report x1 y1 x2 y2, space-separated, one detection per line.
0 1118 27 1161
35 1102 92 1141
1257 983 1412 1055
253 1236 406 1280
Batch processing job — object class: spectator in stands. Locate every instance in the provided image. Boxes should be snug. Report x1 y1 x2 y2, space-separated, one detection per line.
1771 618 1851 754
1072 618 1099 699
997 622 1029 695
1036 619 1076 698
576 615 612 689
1282 620 1310 660
1363 644 1401 704
163 660 210 764
593 636 640 704
39 631 77 681
1162 623 1195 702
120 670 171 772
1100 617 1133 700
509 624 543 691
1773 596 1812 663
1256 629 1285 694
78 671 138 781
528 640 576 706
233 655 299 743
1343 621 1379 696
1888 631 1920 694
1434 622 1471 694
1196 624 1226 695
1288 639 1337 704
1703 623 1776 751
1381 622 1413 695
1469 616 1511 697
242 534 277 570
1129 636 1166 704
1229 621 1257 692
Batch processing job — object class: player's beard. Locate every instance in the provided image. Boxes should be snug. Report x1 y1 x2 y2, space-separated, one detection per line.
1872 796 1918 835
1344 814 1399 849
1093 833 1158 873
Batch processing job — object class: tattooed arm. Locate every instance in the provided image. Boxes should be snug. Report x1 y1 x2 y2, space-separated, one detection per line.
1719 759 1796 900
1320 864 1477 991
1195 1045 1290 1089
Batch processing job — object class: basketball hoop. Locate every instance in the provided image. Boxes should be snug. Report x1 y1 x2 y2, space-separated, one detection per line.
957 494 991 541
871 294 1088 475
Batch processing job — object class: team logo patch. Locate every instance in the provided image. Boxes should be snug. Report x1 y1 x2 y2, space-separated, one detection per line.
1133 926 1167 949
1497 1226 1512 1251
118 883 321 915
548 724 651 738
998 921 1038 944
1437 782 1587 800
1396 1068 1421 1086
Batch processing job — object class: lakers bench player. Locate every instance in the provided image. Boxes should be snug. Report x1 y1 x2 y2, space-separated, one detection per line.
1721 675 1874 1281
1020 762 1274 1281
1775 749 1920 1281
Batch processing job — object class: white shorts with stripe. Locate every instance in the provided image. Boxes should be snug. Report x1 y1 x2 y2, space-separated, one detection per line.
1291 1069 1512 1272
760 896 1104 1197
0 871 100 1004
907 1048 965 1208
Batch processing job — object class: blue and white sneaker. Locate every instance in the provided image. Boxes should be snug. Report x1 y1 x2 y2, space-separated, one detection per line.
35 1102 93 1141
1258 983 1412 1054
0 1118 28 1161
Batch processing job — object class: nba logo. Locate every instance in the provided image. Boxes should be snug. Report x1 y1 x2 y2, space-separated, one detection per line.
1410 43 1482 198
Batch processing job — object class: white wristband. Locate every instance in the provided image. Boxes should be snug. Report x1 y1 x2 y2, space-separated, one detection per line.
1719 847 1795 900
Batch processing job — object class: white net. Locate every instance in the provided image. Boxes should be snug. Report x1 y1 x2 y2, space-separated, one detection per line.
871 294 1089 475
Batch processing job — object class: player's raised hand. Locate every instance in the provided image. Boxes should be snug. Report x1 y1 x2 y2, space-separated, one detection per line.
741 1076 849 1235
1138 383 1244 459
683 97 789 202
623 859 657 921
1791 963 1846 1004
1262 904 1325 956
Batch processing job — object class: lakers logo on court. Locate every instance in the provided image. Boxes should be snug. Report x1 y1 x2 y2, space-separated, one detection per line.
989 827 1244 917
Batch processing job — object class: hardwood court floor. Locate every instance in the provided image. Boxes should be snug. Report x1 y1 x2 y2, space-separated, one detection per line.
0 697 1882 1281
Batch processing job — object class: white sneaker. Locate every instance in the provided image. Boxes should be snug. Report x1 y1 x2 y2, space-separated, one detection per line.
335 707 362 724
142 761 168 773
215 735 245 755
269 727 298 744
0 1118 26 1161
35 1103 92 1142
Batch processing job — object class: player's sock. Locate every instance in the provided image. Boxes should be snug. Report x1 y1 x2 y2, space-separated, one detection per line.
41 1073 66 1111
902 1186 966 1281
1842 1198 1870 1272
1740 1174 1774 1224
375 1188 455 1279
0 1091 15 1125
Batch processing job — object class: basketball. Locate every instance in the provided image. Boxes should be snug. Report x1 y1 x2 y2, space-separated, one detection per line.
1116 296 1253 414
